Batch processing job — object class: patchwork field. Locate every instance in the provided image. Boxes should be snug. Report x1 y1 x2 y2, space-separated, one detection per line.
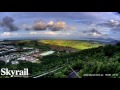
40 40 102 50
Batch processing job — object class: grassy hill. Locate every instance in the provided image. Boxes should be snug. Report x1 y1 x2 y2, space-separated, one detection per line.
40 40 103 50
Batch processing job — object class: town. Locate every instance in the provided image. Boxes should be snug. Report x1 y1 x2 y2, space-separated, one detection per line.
0 40 77 65
0 41 56 65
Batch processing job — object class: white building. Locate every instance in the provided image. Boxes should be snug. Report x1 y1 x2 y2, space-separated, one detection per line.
11 61 19 65
40 51 55 56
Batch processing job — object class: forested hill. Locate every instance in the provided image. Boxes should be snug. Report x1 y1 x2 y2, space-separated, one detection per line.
41 42 120 78
0 42 120 78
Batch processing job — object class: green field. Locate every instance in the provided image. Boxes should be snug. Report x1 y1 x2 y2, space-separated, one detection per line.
40 40 102 50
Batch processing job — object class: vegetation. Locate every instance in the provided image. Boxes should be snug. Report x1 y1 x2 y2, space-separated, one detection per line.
40 40 102 50
16 40 51 51
41 44 120 78
0 40 120 78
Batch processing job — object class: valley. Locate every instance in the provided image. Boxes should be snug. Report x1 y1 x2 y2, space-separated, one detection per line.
0 39 120 78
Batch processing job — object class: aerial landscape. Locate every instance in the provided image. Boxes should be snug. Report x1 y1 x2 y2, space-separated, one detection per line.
0 12 120 78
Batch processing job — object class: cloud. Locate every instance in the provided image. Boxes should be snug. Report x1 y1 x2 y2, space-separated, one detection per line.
0 16 19 31
81 28 105 38
97 20 120 28
83 28 102 34
1 32 18 36
22 24 31 30
23 20 67 31
44 31 58 35
29 32 37 35
44 31 70 36
82 12 120 21
1 32 11 36
90 29 102 34
32 20 47 30
49 21 66 31
47 21 54 27
92 32 101 37
1 12 120 40
13 33 18 35
68 25 77 30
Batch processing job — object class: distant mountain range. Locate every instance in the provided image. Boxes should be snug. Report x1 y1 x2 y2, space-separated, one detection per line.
1 36 120 45
87 37 120 45
108 40 120 45
87 37 115 42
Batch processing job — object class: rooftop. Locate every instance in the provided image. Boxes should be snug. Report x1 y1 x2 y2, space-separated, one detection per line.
40 51 55 56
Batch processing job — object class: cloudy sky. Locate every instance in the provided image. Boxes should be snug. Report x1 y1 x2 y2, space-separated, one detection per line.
0 12 120 40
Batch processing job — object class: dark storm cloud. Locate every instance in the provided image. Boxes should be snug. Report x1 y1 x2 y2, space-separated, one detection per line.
0 16 19 31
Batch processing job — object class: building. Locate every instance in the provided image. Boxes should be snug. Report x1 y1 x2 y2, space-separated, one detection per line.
11 61 19 65
40 51 55 56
